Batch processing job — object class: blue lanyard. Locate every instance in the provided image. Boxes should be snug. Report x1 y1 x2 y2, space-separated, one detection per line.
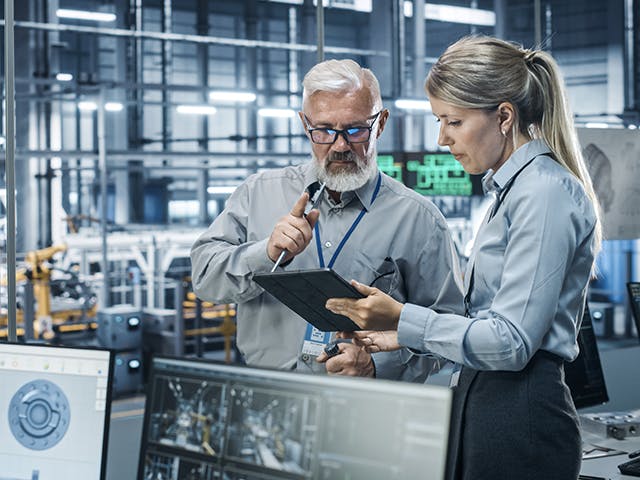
314 172 382 269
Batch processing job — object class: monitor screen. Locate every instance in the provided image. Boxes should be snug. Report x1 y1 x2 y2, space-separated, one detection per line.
0 342 114 480
564 304 609 409
378 152 483 197
627 282 640 341
139 357 452 480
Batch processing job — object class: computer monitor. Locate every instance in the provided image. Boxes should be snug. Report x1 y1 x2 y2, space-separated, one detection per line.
627 282 640 340
0 342 114 480
378 152 483 197
564 304 609 409
139 357 452 480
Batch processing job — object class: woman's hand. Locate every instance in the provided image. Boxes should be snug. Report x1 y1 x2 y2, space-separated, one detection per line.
325 280 403 331
337 330 401 353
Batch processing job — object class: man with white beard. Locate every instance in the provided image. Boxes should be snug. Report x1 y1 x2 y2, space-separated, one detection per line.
190 59 463 379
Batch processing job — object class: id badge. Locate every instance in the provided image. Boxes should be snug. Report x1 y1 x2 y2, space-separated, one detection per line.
301 324 331 358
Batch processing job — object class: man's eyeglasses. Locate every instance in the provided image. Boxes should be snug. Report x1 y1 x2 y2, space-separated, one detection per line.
303 111 383 145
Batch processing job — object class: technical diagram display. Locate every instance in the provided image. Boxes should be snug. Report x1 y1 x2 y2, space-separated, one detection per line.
0 342 114 480
377 152 484 197
139 357 453 480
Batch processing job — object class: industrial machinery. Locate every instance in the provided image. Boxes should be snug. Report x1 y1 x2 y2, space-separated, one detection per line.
0 244 98 340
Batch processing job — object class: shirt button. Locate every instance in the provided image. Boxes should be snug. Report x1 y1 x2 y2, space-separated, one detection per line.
324 241 332 248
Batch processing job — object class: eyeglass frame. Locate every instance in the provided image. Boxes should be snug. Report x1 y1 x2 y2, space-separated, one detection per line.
302 110 384 145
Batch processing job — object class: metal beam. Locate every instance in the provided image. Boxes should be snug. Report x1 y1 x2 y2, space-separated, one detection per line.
0 19 388 57
316 0 324 62
4 0 17 342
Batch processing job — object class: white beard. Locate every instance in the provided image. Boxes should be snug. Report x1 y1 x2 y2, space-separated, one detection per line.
311 148 378 193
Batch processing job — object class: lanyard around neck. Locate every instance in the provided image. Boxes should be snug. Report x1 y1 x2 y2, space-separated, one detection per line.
314 172 382 269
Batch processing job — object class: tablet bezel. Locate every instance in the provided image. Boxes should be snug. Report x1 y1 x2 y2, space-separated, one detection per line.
252 268 363 332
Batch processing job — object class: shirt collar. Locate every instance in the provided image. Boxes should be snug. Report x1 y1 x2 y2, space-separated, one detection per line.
485 138 552 191
353 170 381 211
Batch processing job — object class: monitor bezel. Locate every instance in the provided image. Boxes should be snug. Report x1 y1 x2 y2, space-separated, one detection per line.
0 341 115 480
626 281 640 342
138 354 452 480
564 304 609 409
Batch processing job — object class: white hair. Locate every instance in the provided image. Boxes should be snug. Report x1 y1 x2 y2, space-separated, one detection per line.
302 59 383 112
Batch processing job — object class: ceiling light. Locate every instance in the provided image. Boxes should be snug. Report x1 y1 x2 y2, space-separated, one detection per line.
176 105 218 115
584 122 609 129
77 101 98 112
209 91 257 103
394 99 431 111
56 73 73 82
105 102 124 112
56 9 117 22
258 108 296 118
0 136 5 146
207 186 238 195
404 2 495 27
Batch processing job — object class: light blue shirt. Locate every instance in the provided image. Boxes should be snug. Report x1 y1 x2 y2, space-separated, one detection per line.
191 161 464 379
398 139 598 371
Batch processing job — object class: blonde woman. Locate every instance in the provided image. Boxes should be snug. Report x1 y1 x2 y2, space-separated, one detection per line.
327 36 602 480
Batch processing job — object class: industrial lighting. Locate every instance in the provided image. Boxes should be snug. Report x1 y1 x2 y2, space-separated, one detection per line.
584 122 610 129
258 108 296 118
77 101 98 112
209 91 257 103
404 2 495 27
56 73 73 82
105 102 124 112
207 186 238 195
176 105 218 115
56 9 116 22
394 99 431 111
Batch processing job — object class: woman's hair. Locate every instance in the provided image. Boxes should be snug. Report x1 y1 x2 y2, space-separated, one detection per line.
302 59 383 113
426 35 602 252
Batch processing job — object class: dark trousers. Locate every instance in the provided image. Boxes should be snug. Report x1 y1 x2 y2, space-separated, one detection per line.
446 351 582 480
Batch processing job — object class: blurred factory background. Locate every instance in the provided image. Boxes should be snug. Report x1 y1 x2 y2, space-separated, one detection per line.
2 0 640 387
1 1 640 477
2 0 640 382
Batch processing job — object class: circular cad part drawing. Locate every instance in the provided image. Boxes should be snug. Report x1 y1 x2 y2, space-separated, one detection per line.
8 379 71 450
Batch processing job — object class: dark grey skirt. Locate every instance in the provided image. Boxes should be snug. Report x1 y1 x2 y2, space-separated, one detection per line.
446 350 582 480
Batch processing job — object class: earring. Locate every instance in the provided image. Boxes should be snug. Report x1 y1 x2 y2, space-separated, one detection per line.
501 129 507 137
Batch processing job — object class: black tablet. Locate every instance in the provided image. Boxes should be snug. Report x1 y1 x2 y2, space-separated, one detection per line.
252 268 363 332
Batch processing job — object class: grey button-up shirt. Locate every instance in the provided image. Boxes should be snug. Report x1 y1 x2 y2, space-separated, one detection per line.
191 161 464 380
399 139 598 371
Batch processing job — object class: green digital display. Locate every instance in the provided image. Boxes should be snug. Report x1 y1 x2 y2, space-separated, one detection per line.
405 153 472 196
376 155 403 183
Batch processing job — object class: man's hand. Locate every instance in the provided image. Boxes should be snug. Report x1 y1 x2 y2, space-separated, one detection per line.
316 342 375 377
267 192 320 264
325 281 403 331
338 330 402 353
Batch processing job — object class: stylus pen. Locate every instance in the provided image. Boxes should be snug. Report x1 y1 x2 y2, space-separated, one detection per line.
271 183 326 272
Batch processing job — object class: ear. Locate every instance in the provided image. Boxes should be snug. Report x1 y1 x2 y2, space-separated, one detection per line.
497 102 516 134
375 109 390 138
